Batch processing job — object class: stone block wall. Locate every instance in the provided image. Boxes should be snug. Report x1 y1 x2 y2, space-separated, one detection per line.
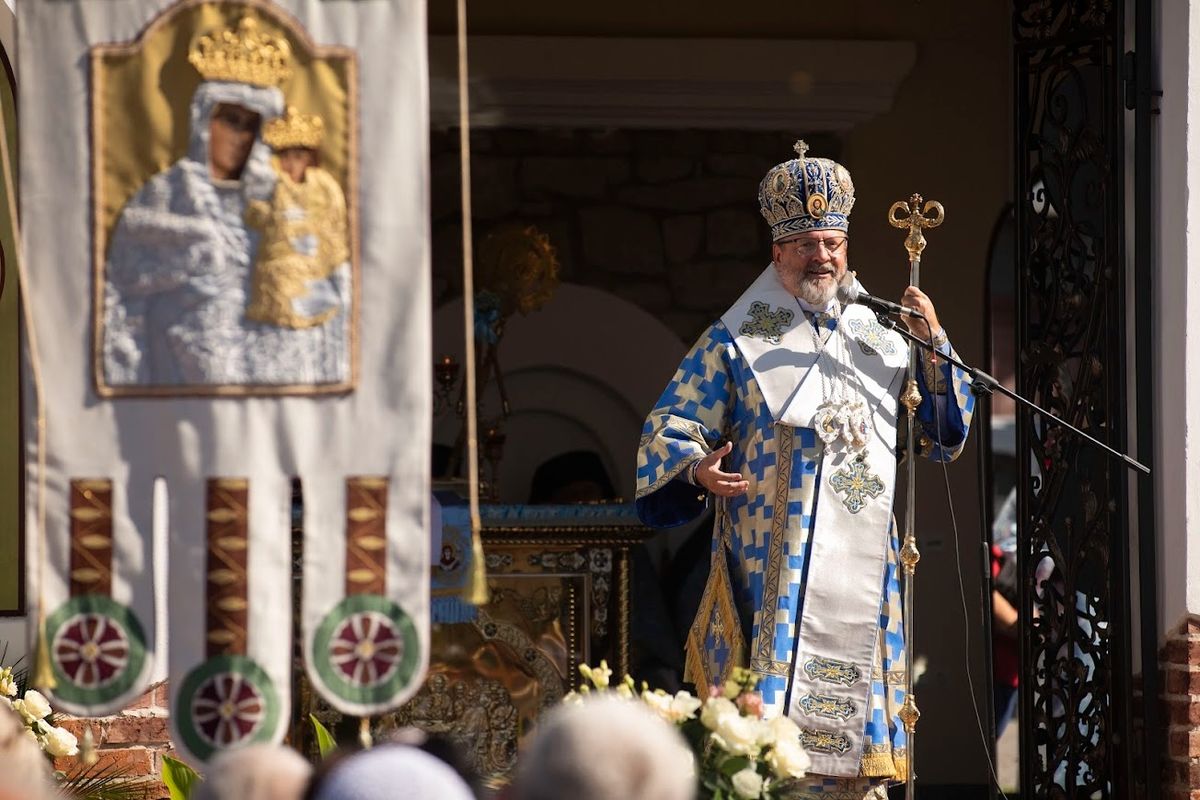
55 681 172 799
430 128 841 346
1164 617 1200 799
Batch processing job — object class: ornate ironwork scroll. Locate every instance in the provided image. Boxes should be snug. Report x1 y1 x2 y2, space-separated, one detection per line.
1014 1 1140 796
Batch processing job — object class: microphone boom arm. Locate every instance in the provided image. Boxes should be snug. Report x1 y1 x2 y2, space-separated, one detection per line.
874 312 1150 475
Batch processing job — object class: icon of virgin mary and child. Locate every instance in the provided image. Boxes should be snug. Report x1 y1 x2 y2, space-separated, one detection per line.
101 18 352 392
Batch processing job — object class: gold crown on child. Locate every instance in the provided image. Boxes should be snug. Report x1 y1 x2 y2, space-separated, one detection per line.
263 107 324 150
189 18 292 88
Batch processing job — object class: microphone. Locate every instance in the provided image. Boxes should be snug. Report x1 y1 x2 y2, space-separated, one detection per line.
836 284 926 320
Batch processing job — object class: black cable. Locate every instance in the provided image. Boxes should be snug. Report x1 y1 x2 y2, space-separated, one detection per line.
927 329 1010 800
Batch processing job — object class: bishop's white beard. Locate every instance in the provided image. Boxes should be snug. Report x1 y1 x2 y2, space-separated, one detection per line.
796 274 840 306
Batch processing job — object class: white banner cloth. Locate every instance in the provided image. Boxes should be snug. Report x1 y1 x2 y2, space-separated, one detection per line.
21 0 430 759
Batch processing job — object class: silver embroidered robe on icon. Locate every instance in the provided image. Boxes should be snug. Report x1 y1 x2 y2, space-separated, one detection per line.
102 81 350 389
635 264 974 790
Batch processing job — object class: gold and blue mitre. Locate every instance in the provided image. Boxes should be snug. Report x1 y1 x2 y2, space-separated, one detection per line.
758 140 856 241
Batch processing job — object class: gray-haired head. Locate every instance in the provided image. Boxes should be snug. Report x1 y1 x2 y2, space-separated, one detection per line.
192 743 311 800
515 697 695 800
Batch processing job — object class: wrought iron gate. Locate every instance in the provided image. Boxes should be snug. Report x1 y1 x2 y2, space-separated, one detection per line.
1013 1 1158 797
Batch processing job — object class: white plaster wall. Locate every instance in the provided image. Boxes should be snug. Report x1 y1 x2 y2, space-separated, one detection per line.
431 282 687 502
1154 0 1200 638
0 618 26 662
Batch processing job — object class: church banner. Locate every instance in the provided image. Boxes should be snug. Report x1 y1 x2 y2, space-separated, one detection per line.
20 0 431 758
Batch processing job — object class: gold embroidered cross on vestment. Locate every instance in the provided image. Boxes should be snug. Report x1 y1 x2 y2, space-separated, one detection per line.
830 457 885 514
739 301 794 345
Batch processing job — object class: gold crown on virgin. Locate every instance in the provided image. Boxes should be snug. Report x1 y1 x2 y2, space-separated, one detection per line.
758 140 856 241
263 107 324 150
188 18 293 88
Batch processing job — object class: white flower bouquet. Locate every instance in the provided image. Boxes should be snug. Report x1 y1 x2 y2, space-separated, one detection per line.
0 665 79 758
0 651 164 799
569 663 810 800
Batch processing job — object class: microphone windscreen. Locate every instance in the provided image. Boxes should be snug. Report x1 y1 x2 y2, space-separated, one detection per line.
836 283 860 305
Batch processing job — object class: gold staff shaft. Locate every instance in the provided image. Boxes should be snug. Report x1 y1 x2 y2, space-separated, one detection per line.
887 193 943 800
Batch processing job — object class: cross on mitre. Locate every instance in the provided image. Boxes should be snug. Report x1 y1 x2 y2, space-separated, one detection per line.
793 140 809 158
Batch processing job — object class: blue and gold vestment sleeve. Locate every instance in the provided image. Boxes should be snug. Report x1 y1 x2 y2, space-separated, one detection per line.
913 337 974 462
635 323 734 528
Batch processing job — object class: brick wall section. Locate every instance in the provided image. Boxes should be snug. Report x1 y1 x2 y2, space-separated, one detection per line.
55 681 172 800
1164 617 1200 800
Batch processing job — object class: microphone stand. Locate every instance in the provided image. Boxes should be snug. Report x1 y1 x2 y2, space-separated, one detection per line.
875 309 1148 796
874 313 1150 475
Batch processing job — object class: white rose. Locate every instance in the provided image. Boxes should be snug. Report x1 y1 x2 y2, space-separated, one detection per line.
42 725 79 758
766 735 811 779
712 712 764 757
0 667 16 698
730 767 765 799
644 690 703 723
667 691 702 722
641 690 672 719
17 690 52 721
761 713 800 748
0 695 11 710
700 696 739 731
767 714 800 740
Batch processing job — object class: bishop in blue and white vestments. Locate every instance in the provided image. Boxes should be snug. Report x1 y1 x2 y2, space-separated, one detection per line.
635 142 974 799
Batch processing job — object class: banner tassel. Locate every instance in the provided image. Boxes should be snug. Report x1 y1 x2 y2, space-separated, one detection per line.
465 522 487 606
358 717 373 750
32 613 57 690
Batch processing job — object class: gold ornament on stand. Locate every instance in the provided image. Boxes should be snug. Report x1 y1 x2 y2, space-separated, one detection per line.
475 223 561 319
438 223 560 499
444 224 559 494
886 192 943 800
440 220 559 607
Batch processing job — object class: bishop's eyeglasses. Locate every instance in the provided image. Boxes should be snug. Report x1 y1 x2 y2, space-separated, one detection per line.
777 236 848 257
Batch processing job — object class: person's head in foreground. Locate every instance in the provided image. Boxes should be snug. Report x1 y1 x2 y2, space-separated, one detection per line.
0 704 54 800
306 744 475 800
192 743 312 800
513 696 695 800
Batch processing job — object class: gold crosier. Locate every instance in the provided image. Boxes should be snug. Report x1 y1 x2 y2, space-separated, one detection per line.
886 193 943 800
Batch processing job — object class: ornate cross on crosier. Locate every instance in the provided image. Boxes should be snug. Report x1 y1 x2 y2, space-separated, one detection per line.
886 189 945 800
739 301 795 345
829 458 885 514
887 193 944 264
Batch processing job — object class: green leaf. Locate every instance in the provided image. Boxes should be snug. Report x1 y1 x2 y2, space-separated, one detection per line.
719 755 751 777
161 755 201 800
309 714 338 760
60 759 157 800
